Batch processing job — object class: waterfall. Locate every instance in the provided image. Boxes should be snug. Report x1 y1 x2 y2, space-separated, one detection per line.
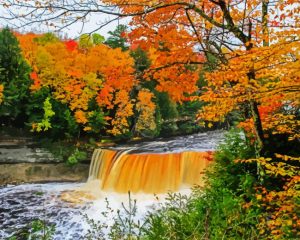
88 149 213 193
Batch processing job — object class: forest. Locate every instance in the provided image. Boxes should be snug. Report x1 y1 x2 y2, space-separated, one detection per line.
0 27 205 140
0 0 299 239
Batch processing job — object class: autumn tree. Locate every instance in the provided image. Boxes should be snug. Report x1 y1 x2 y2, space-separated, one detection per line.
134 88 157 137
16 32 136 137
5 0 298 147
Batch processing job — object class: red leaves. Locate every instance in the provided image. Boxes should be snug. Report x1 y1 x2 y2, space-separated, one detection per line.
258 101 282 121
182 96 191 102
29 71 41 91
97 85 114 108
204 151 214 162
120 31 127 38
65 40 78 51
130 42 139 51
30 71 38 80
270 20 280 27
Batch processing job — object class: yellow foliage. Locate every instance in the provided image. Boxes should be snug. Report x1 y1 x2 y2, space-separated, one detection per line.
74 110 88 124
107 90 134 136
135 89 156 135
248 155 300 239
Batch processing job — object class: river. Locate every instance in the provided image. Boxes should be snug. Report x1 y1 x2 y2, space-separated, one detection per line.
0 130 224 239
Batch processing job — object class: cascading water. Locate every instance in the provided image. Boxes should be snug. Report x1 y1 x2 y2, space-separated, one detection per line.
0 131 224 239
88 149 213 193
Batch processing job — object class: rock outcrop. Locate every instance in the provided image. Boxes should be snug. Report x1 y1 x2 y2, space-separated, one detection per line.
0 128 89 185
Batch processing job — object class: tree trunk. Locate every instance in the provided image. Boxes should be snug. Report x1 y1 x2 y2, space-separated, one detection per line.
247 69 265 155
250 100 265 154
262 0 269 47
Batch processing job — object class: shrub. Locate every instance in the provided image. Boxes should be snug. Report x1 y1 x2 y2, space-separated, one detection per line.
8 219 55 240
67 148 88 165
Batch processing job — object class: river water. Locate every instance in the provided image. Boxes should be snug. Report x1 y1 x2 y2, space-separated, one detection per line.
0 131 224 239
1 182 179 239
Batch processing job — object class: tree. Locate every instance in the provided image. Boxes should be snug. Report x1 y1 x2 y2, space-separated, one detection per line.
107 0 299 154
79 33 105 49
5 0 299 144
105 24 129 51
134 88 157 137
0 28 31 124
92 33 105 45
17 32 136 136
2 0 299 147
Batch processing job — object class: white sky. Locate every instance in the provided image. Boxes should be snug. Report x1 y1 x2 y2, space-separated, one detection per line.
0 5 130 39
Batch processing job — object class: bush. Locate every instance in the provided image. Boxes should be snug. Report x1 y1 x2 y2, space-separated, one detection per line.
67 148 87 165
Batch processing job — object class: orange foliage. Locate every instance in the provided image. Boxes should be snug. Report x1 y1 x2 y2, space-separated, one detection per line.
198 41 300 139
102 0 300 139
17 33 136 135
135 88 156 134
29 71 41 91
104 1 204 102
0 84 4 104
74 110 88 124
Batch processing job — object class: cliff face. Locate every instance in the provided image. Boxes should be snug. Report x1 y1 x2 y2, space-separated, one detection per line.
0 129 89 185
0 138 58 164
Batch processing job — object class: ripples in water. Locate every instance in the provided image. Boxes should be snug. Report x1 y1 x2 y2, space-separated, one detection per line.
0 183 93 239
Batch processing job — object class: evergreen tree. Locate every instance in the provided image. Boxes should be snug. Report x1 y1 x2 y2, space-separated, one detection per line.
0 28 31 125
105 24 128 51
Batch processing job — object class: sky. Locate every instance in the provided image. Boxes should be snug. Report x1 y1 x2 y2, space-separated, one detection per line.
0 4 129 39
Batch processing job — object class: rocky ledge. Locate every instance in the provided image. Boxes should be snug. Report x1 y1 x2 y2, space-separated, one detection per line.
0 163 89 185
0 130 89 185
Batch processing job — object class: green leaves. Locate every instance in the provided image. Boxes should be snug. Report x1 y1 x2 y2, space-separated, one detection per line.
0 28 31 120
79 33 105 49
67 148 87 165
34 32 59 45
32 97 55 132
105 24 128 51
92 33 105 45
